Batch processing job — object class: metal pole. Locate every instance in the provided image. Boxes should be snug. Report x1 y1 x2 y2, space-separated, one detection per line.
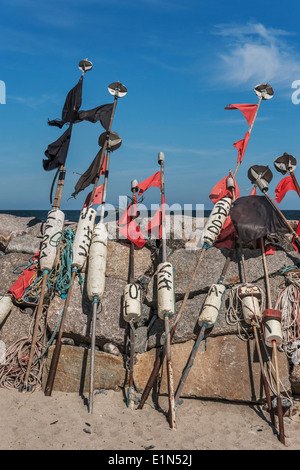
44 268 77 396
88 143 112 414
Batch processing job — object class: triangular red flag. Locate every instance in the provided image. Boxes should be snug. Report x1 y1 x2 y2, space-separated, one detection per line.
249 185 257 196
119 219 146 248
137 171 161 195
143 207 162 239
225 104 258 126
209 172 239 204
233 130 250 163
275 175 297 204
100 154 107 176
83 184 104 208
8 253 39 300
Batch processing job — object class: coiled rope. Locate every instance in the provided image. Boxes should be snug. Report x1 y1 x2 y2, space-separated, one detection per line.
0 228 76 391
275 271 300 361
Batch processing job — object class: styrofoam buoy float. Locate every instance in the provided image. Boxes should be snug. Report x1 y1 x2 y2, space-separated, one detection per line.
72 207 97 270
238 284 262 324
200 196 232 247
157 262 175 320
262 309 283 346
0 295 13 325
122 283 142 323
198 283 226 327
39 209 65 272
87 222 108 301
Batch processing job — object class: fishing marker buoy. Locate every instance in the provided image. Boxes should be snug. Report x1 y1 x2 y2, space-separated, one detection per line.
157 262 175 320
200 196 232 247
86 222 108 301
0 295 13 325
40 209 65 272
122 283 142 323
238 284 262 324
72 207 97 270
262 308 283 346
198 283 226 327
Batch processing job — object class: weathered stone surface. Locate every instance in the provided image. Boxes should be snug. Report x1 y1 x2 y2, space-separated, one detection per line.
105 241 153 281
134 335 291 403
0 304 33 349
42 344 126 393
6 234 41 255
145 247 300 304
146 271 291 348
0 252 33 294
46 275 129 350
0 214 42 251
290 364 300 395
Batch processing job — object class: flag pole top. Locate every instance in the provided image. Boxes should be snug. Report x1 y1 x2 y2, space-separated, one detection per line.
131 179 139 192
248 164 273 193
78 58 93 73
254 83 274 100
108 81 127 98
98 131 122 151
158 152 165 164
274 152 297 175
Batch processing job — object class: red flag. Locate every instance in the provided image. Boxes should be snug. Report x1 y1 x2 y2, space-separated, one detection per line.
275 175 297 204
100 154 107 176
214 216 236 249
225 104 258 126
209 172 239 204
8 253 39 300
215 183 255 249
118 195 146 247
233 130 250 163
143 207 162 239
83 184 104 208
119 220 146 248
137 171 161 195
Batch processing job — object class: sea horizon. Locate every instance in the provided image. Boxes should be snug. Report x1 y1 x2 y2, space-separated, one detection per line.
0 208 299 222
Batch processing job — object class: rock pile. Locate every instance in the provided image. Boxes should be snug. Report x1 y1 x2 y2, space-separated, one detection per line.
0 213 300 404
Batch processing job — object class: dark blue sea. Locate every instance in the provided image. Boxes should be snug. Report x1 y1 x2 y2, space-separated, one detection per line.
0 209 299 221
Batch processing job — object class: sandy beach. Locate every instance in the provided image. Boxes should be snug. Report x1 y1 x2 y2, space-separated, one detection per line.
1 387 300 453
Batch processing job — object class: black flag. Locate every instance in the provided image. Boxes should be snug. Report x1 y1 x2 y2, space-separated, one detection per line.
43 126 72 171
230 195 289 243
71 150 102 198
76 103 113 130
48 77 83 128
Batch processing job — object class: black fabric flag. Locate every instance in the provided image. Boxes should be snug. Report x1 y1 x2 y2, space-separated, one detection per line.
71 150 102 198
48 77 83 128
43 126 72 171
76 103 113 130
230 195 289 243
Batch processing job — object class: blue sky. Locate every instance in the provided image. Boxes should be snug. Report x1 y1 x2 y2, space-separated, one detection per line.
1 0 300 211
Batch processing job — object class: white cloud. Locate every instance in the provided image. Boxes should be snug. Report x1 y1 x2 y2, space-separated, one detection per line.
213 22 300 87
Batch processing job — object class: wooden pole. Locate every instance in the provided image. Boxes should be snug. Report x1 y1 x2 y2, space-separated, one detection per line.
138 89 266 410
232 97 262 179
22 270 48 390
158 152 176 430
127 182 138 409
261 238 285 445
